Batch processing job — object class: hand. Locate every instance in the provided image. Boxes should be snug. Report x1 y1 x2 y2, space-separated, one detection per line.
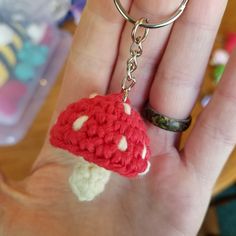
0 0 234 235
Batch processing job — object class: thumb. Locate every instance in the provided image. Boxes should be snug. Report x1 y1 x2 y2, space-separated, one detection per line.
0 171 28 210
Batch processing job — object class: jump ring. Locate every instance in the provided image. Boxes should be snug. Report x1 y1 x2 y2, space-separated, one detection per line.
132 18 149 43
114 0 189 29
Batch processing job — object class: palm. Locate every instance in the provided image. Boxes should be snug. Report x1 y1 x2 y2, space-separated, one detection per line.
1 0 236 235
1 146 202 236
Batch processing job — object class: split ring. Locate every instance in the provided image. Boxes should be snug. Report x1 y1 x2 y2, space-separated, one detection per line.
114 0 189 29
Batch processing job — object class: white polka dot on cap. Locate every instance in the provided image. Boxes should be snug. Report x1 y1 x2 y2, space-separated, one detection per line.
73 115 89 131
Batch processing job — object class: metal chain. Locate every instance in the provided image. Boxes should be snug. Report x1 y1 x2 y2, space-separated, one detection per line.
121 18 149 102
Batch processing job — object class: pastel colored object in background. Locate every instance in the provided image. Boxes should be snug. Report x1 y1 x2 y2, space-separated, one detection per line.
14 62 35 82
225 33 236 53
0 23 14 45
15 41 49 82
0 0 71 23
0 45 17 66
40 26 54 44
12 34 23 49
69 0 86 24
17 47 30 61
213 65 225 84
0 23 24 76
201 94 212 108
12 22 28 39
72 0 86 10
0 62 9 87
27 23 47 44
0 22 24 52
210 49 229 66
50 93 151 178
0 80 27 115
29 45 49 66
37 45 49 56
17 42 49 66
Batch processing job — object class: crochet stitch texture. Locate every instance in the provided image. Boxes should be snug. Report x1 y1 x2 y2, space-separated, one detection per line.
50 93 151 177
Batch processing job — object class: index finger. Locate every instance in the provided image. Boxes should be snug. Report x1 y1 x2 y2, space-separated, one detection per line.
55 0 132 113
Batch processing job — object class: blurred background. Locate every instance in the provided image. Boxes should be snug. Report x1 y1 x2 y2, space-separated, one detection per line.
0 0 236 235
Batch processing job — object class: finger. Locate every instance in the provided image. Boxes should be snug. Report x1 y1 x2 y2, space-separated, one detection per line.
109 0 181 109
35 1 132 166
183 49 236 187
148 0 227 145
55 0 132 113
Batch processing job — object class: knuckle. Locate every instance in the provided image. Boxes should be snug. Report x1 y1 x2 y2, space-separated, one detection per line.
158 67 202 90
198 112 236 146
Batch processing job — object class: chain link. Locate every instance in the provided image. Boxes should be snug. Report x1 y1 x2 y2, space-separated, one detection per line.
122 18 149 102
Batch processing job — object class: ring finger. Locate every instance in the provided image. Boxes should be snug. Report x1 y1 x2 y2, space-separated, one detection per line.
148 0 228 153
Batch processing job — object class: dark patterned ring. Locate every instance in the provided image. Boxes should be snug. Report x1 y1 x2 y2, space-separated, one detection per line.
142 104 192 132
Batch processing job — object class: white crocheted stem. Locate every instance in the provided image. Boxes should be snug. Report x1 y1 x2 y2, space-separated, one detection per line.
69 158 111 201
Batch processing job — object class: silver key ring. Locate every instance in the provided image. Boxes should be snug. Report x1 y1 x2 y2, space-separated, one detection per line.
114 0 189 29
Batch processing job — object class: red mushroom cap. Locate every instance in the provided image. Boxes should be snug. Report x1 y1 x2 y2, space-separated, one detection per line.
50 93 151 177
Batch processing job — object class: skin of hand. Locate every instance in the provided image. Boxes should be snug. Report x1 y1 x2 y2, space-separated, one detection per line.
0 0 235 235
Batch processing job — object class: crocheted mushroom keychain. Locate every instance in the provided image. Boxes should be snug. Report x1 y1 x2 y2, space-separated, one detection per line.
50 92 151 201
50 0 189 201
